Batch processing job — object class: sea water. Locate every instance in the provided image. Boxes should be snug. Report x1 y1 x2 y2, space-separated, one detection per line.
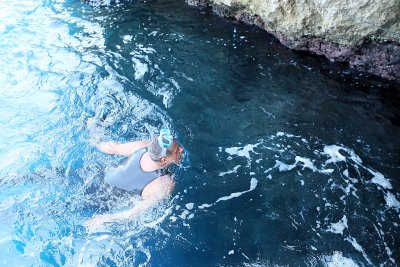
0 0 399 266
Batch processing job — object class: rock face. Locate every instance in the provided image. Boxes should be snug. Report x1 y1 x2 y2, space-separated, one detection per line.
187 0 400 81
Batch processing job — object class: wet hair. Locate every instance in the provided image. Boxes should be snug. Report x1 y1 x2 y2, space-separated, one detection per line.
148 135 172 161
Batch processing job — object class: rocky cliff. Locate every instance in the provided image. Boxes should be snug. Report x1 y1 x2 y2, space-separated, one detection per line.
187 0 400 82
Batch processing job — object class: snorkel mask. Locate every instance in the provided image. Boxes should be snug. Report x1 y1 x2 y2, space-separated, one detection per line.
157 128 173 156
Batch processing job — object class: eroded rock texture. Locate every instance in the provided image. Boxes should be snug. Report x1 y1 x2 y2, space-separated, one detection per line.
187 0 400 81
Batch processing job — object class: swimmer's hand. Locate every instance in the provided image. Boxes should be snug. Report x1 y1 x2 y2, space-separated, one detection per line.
85 214 112 233
97 141 119 154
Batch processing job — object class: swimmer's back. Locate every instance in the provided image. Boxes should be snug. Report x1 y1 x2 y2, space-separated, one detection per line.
104 148 159 192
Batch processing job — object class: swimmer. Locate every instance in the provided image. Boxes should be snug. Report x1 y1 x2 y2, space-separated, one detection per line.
86 128 183 231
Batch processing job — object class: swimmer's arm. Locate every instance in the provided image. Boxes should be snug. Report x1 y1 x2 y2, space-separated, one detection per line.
103 195 164 221
85 193 169 231
86 196 162 227
120 176 175 218
97 140 149 156
86 176 174 230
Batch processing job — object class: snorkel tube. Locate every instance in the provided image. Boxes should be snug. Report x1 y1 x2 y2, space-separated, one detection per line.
157 128 173 156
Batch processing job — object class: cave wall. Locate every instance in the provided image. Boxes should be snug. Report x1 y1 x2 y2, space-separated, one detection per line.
187 0 400 81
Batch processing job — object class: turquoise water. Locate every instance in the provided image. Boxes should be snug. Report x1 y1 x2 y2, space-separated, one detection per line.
0 0 399 266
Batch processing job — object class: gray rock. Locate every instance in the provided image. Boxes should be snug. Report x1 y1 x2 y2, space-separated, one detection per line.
187 0 400 81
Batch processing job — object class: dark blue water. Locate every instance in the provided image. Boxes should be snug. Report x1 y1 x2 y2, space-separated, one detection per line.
0 0 399 266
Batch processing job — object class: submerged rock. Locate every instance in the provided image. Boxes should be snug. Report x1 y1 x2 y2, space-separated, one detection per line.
187 0 400 82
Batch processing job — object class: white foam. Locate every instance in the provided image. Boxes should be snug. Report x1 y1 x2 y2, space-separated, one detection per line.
241 252 250 260
384 192 400 211
122 35 132 42
295 156 316 171
219 165 241 176
349 152 362 165
275 157 333 174
275 160 296 171
123 205 174 237
225 143 260 160
323 145 347 164
320 168 334 174
198 203 212 209
198 178 258 209
137 45 156 54
215 178 257 203
185 203 194 210
169 78 180 90
228 250 234 255
264 166 274 173
343 169 358 183
345 237 372 265
384 243 395 264
326 215 348 235
132 57 148 80
325 251 359 267
367 168 392 189
323 145 363 166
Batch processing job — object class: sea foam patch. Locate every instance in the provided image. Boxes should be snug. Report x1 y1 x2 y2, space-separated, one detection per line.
326 215 348 235
345 237 373 265
122 35 133 43
384 192 400 211
218 135 397 266
322 145 393 190
276 132 295 138
323 145 347 164
323 145 362 165
274 160 296 172
225 143 260 160
198 178 258 209
219 165 241 176
367 168 392 189
132 57 148 80
274 156 333 174
324 251 359 267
